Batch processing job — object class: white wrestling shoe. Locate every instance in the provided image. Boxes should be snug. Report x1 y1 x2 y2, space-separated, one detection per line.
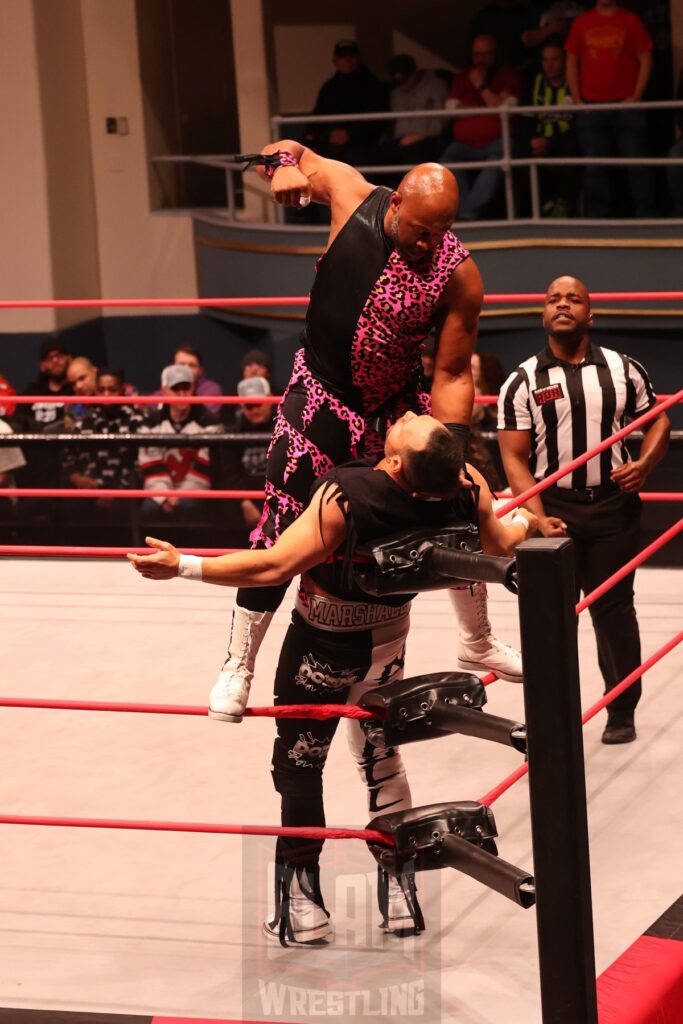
208 606 273 722
378 868 425 937
263 865 333 947
449 582 524 684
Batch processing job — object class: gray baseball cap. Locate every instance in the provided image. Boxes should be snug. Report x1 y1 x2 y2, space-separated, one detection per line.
161 364 193 389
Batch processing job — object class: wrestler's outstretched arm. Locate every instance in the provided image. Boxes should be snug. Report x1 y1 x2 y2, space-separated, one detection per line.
127 486 347 586
469 464 537 557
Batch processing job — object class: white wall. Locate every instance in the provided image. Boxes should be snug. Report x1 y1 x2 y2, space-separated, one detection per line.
80 0 196 313
0 0 56 332
0 0 198 336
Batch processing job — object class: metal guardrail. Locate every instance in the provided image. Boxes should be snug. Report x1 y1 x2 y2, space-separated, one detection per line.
152 99 683 223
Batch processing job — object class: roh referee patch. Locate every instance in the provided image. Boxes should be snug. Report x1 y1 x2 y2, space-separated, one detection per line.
532 383 565 406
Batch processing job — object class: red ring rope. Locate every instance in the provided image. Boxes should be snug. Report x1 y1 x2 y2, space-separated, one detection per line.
575 518 683 613
4 393 676 405
478 630 683 807
495 390 683 518
0 698 377 720
1 291 682 310
0 814 392 844
0 488 265 499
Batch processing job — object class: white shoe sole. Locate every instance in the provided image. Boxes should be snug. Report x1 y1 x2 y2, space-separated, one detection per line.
457 656 524 684
208 708 244 723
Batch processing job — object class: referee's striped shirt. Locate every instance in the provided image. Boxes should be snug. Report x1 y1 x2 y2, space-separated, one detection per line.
497 343 657 489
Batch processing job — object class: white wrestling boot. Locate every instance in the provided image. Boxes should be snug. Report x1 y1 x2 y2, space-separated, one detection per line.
208 605 274 722
378 867 425 937
449 582 524 683
264 865 333 947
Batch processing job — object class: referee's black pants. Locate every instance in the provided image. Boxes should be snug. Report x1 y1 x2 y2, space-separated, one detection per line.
543 490 642 722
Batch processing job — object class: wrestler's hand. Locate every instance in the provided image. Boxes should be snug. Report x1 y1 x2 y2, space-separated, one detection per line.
538 514 568 537
270 166 312 208
611 460 648 493
127 536 180 579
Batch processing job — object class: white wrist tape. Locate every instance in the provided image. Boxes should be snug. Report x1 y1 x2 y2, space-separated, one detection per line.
511 514 530 535
177 554 203 581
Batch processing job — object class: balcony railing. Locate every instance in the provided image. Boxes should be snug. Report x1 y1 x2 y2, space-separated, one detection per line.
151 99 683 225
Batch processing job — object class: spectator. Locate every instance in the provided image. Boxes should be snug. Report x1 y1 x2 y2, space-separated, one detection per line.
0 377 26 530
0 374 17 422
172 345 221 415
21 339 72 432
221 376 277 546
66 356 98 422
667 68 683 216
440 35 521 219
522 2 586 49
370 55 450 169
139 364 221 525
64 368 146 535
241 348 283 394
469 351 506 488
469 0 544 68
521 38 579 216
16 341 73 534
565 0 656 217
305 40 388 165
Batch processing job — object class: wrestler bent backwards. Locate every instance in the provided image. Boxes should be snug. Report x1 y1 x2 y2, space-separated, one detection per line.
209 142 523 722
130 413 537 945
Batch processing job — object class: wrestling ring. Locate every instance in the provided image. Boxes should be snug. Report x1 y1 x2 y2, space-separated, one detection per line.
0 291 681 1024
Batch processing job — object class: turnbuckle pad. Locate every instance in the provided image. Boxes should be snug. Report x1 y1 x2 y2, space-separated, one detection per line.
367 802 535 908
359 672 527 754
354 524 482 596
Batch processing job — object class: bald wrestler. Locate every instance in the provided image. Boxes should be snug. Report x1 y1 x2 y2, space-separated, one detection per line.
211 142 522 723
130 412 537 946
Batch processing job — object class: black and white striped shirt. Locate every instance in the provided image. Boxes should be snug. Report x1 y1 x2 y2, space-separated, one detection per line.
497 343 657 489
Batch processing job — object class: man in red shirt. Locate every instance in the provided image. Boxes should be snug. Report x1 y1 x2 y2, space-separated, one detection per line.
565 0 655 216
439 35 521 220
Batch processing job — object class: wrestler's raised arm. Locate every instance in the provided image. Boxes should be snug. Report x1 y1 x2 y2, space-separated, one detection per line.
127 485 347 587
469 463 537 557
256 140 373 242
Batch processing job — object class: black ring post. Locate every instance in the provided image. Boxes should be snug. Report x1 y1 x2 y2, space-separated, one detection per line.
517 538 598 1024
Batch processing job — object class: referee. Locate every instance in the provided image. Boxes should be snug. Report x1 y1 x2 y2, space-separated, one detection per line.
497 275 670 744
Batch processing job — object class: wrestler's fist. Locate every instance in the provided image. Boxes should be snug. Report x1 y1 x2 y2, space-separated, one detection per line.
270 166 312 208
127 536 180 580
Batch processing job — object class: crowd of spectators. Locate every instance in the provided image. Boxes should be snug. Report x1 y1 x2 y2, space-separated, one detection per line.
0 343 281 547
0 341 509 547
294 1 680 220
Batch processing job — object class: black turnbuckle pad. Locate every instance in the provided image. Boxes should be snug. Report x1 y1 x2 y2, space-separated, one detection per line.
359 672 527 755
354 525 517 596
366 802 535 908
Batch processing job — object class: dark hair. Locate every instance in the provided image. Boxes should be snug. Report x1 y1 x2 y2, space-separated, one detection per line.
541 35 565 52
96 367 124 383
389 53 417 84
401 426 463 494
174 344 203 364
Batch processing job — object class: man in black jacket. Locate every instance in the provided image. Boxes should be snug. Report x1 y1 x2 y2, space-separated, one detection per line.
305 40 388 165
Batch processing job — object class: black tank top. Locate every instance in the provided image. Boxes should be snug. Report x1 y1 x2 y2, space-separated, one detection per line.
307 461 479 605
304 189 392 400
303 188 470 414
